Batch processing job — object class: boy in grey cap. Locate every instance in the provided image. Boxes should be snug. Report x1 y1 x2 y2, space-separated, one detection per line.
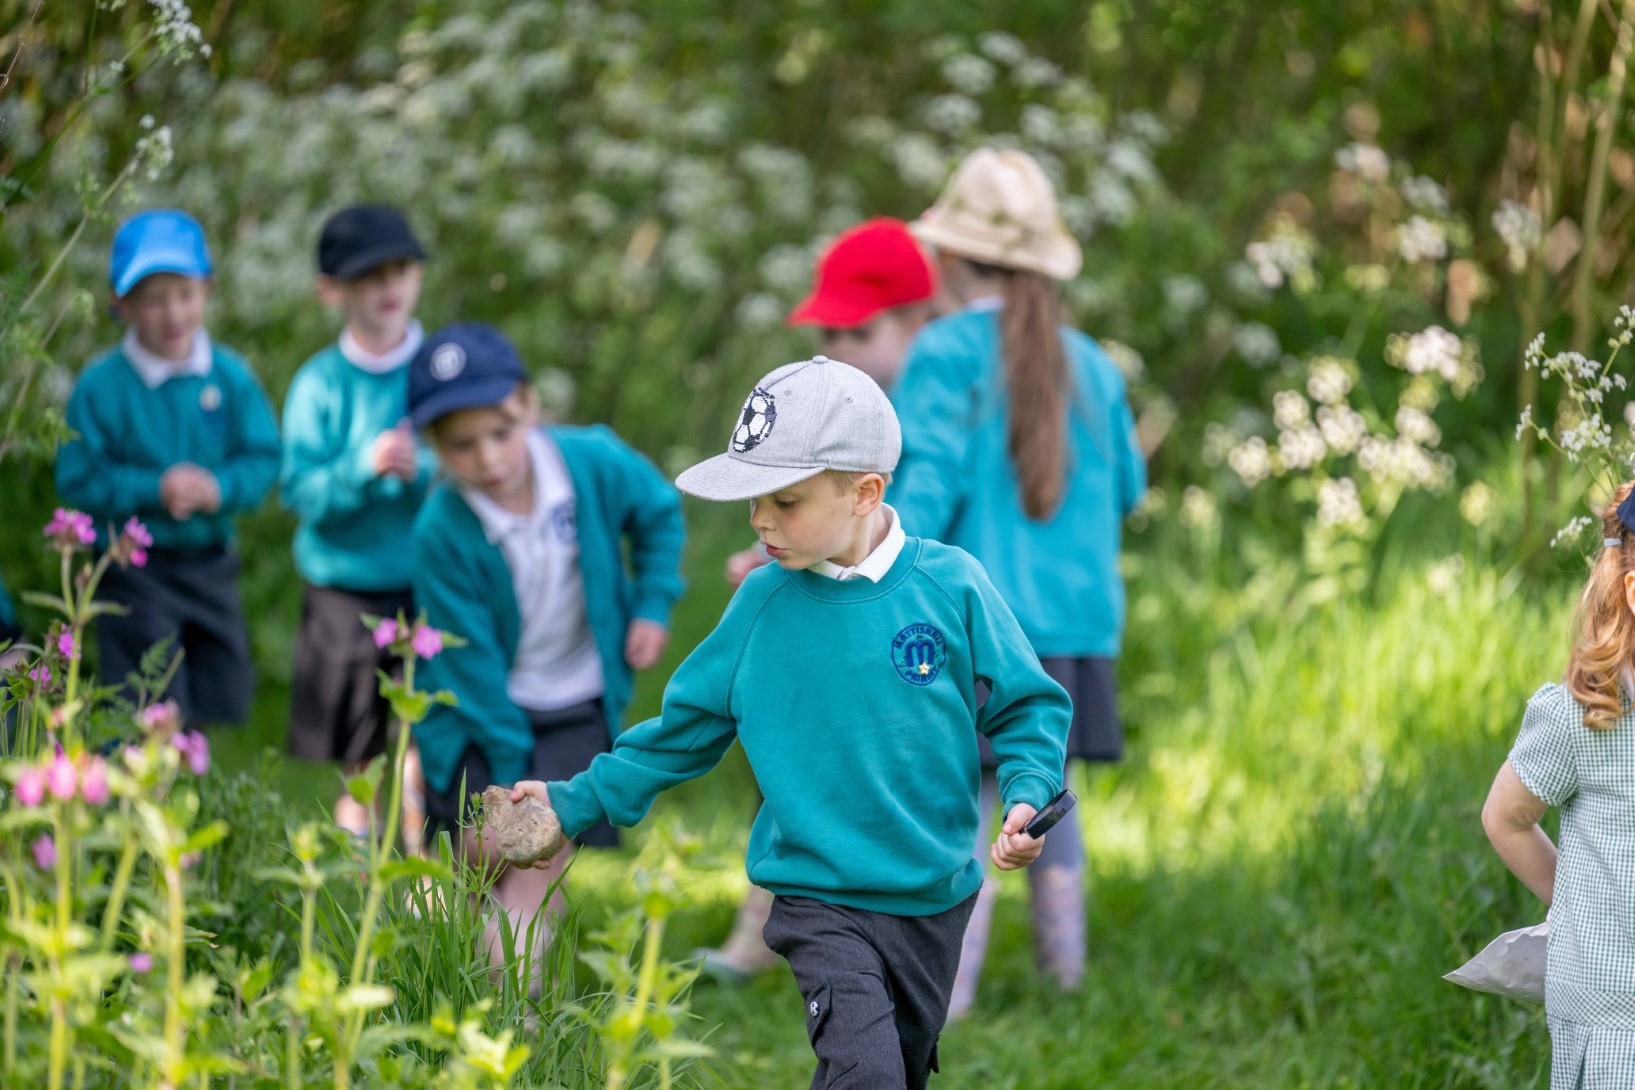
513 355 1071 1090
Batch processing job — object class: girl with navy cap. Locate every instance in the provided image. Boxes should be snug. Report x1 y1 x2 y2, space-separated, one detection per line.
56 209 280 726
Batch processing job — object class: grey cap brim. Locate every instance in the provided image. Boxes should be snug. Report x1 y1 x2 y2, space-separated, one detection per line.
674 453 826 501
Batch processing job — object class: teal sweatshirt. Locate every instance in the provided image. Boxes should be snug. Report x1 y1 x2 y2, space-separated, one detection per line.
548 538 1072 917
57 343 280 550
890 306 1146 658
279 344 435 591
413 425 685 795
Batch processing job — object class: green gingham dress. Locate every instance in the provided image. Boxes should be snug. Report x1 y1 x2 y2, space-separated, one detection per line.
1509 682 1635 1089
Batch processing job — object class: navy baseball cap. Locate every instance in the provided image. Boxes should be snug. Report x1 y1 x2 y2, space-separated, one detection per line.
408 322 527 428
109 210 213 298
318 204 426 281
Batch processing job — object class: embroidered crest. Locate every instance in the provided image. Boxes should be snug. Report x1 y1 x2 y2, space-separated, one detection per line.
891 623 946 686
199 384 222 412
429 343 466 381
549 500 576 544
731 387 776 453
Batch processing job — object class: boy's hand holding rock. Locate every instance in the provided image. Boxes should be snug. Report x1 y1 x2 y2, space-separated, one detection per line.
484 782 564 866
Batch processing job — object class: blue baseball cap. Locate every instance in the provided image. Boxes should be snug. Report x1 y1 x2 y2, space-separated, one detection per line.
408 322 528 429
109 210 213 298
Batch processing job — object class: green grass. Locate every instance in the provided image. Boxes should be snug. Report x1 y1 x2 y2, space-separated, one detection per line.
218 512 1573 1087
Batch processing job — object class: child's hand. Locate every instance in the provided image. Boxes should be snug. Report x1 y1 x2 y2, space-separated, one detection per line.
161 464 215 519
724 546 771 588
370 427 418 481
191 469 222 513
509 780 552 807
990 803 1044 871
624 619 668 670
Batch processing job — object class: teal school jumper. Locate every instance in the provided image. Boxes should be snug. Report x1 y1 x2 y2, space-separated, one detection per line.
549 538 1072 917
279 344 435 591
56 344 280 549
413 425 685 795
889 307 1146 658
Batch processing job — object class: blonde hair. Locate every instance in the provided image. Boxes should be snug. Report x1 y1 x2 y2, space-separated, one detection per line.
1567 481 1635 728
822 469 893 492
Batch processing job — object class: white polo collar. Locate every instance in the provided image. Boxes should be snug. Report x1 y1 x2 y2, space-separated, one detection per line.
964 295 1004 313
810 504 905 582
461 429 551 544
122 328 212 389
339 319 424 374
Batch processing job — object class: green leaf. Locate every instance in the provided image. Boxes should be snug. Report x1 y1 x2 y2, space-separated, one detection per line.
181 820 230 854
380 856 456 883
20 590 69 614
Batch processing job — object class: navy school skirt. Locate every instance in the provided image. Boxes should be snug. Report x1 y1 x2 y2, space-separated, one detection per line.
978 655 1122 769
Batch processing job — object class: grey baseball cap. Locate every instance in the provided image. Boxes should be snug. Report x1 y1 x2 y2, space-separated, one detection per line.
676 355 902 501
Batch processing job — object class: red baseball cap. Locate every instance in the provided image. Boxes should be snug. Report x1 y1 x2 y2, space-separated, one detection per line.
788 218 939 328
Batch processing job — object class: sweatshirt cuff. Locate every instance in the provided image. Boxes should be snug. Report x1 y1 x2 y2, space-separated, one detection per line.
545 776 606 840
1002 773 1055 812
631 593 674 626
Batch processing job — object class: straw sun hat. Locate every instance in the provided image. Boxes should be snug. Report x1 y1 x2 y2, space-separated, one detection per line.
909 148 1083 281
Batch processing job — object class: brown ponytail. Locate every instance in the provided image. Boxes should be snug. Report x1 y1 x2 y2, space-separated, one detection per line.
999 269 1070 520
1567 481 1635 728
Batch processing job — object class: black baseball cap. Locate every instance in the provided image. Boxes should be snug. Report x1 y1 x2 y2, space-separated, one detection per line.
408 322 528 429
317 204 426 281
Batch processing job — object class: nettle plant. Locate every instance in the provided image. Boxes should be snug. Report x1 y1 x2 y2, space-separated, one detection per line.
0 511 702 1089
1201 139 1486 559
1516 306 1635 549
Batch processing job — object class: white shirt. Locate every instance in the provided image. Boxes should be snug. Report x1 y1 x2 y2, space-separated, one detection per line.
123 328 212 389
460 430 604 712
339 319 424 374
809 504 906 582
964 294 1004 314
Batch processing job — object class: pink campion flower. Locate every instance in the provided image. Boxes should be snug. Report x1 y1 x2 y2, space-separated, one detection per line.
14 766 46 807
80 757 110 805
410 624 443 659
57 631 76 660
43 508 96 549
31 835 56 870
138 700 182 735
373 618 399 650
128 952 153 974
114 517 153 568
172 731 210 776
46 752 77 800
27 663 51 687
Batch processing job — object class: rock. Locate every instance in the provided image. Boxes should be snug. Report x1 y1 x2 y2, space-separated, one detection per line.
480 785 565 865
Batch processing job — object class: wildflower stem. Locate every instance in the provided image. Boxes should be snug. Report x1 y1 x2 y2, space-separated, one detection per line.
340 658 416 1076
96 838 140 956
162 862 186 1084
48 812 71 1090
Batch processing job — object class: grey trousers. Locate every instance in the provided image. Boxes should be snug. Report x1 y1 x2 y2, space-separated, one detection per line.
763 891 979 1090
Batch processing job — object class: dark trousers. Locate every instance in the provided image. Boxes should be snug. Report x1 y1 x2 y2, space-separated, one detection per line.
763 891 978 1090
95 546 251 726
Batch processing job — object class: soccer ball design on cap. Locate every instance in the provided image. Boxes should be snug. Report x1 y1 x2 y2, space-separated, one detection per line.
429 343 466 381
732 388 777 453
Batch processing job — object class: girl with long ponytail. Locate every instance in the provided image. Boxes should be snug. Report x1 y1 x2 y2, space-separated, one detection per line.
1485 483 1635 1086
891 148 1147 1016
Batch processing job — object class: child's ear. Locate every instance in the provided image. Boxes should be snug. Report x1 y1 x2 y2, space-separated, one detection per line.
314 275 344 308
852 473 885 516
1624 569 1635 617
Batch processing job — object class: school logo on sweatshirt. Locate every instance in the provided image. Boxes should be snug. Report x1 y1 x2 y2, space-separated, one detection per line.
731 387 776 453
892 623 946 686
549 499 576 544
